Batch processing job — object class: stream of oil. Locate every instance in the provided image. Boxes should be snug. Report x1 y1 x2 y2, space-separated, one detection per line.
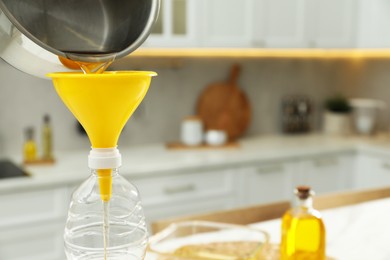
103 201 110 260
78 61 113 74
60 54 114 260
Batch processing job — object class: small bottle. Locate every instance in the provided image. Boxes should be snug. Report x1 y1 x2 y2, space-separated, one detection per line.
280 186 326 260
42 114 53 160
23 127 37 162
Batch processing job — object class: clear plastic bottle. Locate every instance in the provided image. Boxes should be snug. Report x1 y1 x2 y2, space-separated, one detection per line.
64 168 148 260
280 186 326 260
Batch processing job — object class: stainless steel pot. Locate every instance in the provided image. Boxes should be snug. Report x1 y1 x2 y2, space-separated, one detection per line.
0 0 160 78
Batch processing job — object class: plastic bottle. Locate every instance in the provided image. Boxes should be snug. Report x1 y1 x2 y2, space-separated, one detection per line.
64 165 148 260
42 114 53 160
280 186 326 260
23 127 37 162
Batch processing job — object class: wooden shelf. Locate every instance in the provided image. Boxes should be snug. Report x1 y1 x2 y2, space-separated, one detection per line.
130 48 390 59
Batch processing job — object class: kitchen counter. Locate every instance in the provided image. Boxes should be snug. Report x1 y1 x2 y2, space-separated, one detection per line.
2 134 390 193
253 196 390 260
146 194 390 260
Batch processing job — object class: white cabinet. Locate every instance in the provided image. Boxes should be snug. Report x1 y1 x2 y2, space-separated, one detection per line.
297 154 354 194
131 169 239 226
241 153 354 206
144 0 198 47
356 0 390 48
242 160 297 205
199 0 254 47
0 221 64 260
306 0 357 48
253 0 357 48
354 154 390 189
253 0 307 48
143 0 361 49
0 187 68 260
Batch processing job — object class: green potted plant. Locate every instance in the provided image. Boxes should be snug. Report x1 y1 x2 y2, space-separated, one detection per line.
323 96 352 135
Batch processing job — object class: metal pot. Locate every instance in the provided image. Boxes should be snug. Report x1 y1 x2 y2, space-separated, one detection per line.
0 0 160 78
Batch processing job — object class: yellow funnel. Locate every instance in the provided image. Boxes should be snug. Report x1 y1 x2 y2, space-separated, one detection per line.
48 71 157 201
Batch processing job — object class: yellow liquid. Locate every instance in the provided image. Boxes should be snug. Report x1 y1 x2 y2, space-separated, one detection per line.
280 209 326 260
103 201 110 260
24 140 37 161
58 56 113 74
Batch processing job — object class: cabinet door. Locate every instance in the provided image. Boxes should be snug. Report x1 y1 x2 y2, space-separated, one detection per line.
131 169 239 226
144 0 198 47
0 221 64 260
253 0 308 48
243 161 296 205
299 154 353 194
356 0 390 48
200 0 254 47
307 0 357 48
354 154 390 189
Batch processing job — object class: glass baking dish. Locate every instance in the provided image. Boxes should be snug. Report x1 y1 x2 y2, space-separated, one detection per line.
147 221 271 260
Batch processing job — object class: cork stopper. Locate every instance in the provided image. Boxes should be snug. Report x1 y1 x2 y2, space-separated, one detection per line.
294 186 314 200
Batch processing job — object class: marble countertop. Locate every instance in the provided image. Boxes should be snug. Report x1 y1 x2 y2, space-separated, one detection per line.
253 197 390 260
146 196 390 260
2 134 390 193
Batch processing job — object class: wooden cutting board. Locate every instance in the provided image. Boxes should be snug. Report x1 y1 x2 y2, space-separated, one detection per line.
196 64 251 141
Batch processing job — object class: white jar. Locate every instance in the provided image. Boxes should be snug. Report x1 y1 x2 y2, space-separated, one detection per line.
181 116 203 146
205 130 227 146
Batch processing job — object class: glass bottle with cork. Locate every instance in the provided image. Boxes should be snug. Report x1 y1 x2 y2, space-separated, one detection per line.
280 186 326 260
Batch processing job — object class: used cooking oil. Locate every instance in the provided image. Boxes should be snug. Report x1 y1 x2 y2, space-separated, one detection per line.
58 55 113 74
280 186 326 260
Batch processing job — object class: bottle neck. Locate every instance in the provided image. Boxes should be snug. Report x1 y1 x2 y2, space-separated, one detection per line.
91 168 119 177
296 196 313 209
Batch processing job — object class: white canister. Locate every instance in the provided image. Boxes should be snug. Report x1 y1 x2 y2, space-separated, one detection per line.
205 130 227 146
181 116 204 146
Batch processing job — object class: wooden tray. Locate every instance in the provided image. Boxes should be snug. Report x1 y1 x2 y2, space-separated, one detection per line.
166 142 240 150
24 158 56 165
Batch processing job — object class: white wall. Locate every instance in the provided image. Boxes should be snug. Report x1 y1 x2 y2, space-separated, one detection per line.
0 57 368 156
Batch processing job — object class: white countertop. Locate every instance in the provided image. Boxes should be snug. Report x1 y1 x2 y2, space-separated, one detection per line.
2 134 390 193
253 197 390 260
146 196 390 260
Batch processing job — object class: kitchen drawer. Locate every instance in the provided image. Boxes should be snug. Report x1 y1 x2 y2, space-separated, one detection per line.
144 194 237 231
132 170 235 204
0 220 64 260
0 187 68 228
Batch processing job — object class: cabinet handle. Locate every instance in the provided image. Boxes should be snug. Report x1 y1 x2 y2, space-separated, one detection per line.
313 158 338 168
257 166 284 174
309 40 316 48
382 162 390 170
253 40 265 47
164 184 196 195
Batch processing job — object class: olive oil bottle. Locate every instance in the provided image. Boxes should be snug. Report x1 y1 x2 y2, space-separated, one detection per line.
23 127 37 162
42 114 53 160
280 186 326 260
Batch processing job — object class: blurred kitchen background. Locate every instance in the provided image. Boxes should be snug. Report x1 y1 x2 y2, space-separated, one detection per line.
4 1 390 259
2 0 390 154
2 57 390 154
